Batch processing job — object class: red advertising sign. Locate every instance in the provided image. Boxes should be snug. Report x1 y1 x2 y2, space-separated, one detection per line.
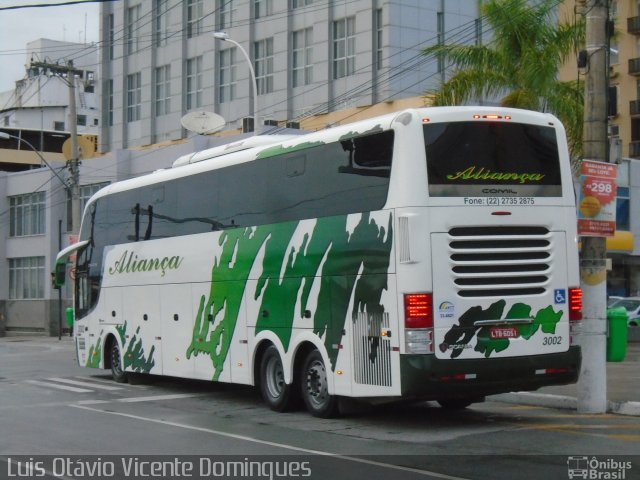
577 160 617 237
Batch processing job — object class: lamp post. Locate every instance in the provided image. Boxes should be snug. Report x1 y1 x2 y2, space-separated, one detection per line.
0 131 69 188
213 31 260 135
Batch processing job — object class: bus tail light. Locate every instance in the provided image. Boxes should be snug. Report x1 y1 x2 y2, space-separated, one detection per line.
569 288 583 321
569 288 582 345
404 293 434 354
404 293 433 328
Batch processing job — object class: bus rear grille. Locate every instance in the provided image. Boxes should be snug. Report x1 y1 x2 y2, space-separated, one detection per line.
448 226 551 298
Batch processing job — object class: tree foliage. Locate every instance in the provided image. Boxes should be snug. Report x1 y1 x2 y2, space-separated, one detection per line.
423 0 584 157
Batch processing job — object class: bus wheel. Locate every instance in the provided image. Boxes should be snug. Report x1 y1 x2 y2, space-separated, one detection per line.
260 345 294 412
110 340 128 384
300 350 338 418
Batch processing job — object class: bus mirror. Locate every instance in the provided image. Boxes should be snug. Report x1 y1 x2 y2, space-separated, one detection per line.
53 262 66 289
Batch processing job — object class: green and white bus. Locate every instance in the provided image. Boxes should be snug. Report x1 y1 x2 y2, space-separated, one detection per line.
55 107 582 417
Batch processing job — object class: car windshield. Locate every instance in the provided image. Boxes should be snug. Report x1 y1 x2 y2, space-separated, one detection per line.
607 297 622 308
614 299 640 312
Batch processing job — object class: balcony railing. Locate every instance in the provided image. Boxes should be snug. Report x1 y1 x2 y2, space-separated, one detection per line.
628 16 640 35
629 141 640 158
629 57 640 75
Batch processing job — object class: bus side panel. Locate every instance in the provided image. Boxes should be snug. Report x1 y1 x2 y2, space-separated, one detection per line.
160 283 195 379
122 285 162 376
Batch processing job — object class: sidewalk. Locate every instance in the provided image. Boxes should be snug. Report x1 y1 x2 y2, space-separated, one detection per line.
492 341 640 416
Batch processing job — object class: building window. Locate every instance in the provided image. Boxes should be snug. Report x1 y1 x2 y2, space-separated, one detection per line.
616 186 630 230
107 79 114 126
254 38 274 94
291 0 312 7
77 114 87 126
155 0 169 46
126 4 141 55
374 9 383 70
108 13 115 59
186 56 203 109
218 0 235 29
187 0 203 38
437 11 445 73
54 121 65 131
9 192 45 237
9 257 45 300
254 0 272 18
219 48 236 103
475 17 483 46
126 72 142 122
66 182 109 232
154 65 171 116
333 17 355 79
292 28 313 87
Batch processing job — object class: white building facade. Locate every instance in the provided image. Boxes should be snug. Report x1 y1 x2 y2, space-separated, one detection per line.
99 0 482 151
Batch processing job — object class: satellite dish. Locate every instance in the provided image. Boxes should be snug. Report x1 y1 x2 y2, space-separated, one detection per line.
62 135 96 160
181 111 226 135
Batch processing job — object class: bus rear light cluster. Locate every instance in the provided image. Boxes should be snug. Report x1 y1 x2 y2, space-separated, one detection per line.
404 293 433 328
404 293 434 354
569 288 583 321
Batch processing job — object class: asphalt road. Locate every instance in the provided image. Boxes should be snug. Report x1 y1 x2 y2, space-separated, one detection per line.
0 336 638 480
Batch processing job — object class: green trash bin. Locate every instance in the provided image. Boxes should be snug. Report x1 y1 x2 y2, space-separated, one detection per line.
65 307 74 329
606 306 628 362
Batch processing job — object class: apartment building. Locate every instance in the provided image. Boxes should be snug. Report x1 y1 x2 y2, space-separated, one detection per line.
99 0 484 151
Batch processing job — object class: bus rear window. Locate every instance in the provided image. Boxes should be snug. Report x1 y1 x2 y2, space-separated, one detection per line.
424 121 562 197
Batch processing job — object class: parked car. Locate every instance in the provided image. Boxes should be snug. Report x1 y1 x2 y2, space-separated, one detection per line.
608 297 640 326
607 296 623 308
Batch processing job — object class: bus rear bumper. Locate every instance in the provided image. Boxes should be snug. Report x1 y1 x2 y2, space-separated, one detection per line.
399 346 581 400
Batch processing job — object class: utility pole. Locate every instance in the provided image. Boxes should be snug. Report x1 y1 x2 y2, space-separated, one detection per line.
31 60 82 234
67 60 81 235
578 0 609 413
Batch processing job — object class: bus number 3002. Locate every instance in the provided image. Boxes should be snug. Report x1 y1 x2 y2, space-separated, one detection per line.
543 336 562 346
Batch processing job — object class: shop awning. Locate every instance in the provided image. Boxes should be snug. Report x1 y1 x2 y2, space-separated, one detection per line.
606 231 634 253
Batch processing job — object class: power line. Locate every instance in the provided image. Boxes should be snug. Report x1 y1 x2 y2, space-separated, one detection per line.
0 0 116 12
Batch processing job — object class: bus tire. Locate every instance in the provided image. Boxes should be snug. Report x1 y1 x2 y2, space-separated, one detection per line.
110 340 128 384
300 349 338 418
259 345 295 412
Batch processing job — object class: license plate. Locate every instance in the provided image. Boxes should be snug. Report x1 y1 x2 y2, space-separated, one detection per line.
490 326 518 339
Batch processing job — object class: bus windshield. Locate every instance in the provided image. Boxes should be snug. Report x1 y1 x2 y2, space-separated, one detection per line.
424 121 562 197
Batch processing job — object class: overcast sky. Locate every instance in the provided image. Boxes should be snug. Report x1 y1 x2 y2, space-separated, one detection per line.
0 1 100 93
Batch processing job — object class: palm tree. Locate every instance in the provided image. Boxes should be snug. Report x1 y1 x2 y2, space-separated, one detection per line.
422 0 584 157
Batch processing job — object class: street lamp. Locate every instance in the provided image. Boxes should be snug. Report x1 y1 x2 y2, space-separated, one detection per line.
213 31 260 135
0 131 69 188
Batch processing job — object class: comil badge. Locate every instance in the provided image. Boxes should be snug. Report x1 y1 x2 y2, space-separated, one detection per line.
438 301 455 319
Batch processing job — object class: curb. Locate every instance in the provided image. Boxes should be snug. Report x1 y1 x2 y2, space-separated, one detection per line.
492 392 640 416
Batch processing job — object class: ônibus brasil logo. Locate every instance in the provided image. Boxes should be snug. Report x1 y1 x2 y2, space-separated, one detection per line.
567 456 633 479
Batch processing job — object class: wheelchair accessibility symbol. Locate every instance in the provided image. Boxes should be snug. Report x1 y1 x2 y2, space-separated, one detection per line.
554 289 567 304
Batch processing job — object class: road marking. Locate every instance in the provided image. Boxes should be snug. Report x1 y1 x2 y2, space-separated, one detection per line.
25 380 92 393
73 375 149 389
47 377 123 391
115 393 204 403
73 393 203 405
70 404 469 480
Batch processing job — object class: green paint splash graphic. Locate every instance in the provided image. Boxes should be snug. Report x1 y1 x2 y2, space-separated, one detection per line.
123 326 156 372
188 212 393 380
441 300 564 358
86 338 102 368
